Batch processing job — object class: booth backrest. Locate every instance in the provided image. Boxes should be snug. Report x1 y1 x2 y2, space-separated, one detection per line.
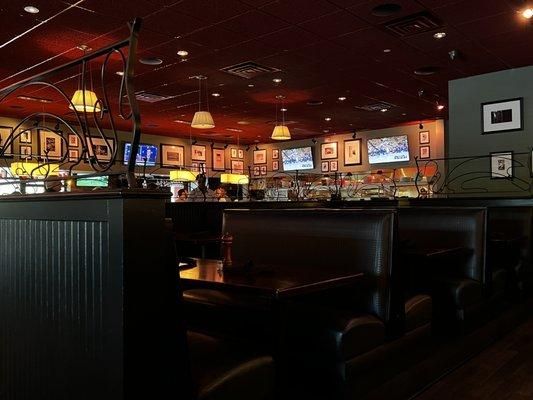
489 206 533 262
398 207 487 283
222 209 397 323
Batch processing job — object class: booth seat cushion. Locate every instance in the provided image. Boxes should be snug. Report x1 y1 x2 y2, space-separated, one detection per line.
405 294 432 332
434 277 483 309
188 331 276 400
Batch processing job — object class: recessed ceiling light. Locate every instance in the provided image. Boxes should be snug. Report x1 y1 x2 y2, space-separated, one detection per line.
414 66 440 76
383 49 391 53
380 108 389 113
139 57 163 66
24 5 39 14
281 108 287 112
437 104 445 111
323 129 330 133
338 96 347 101
237 121 250 125
177 50 188 57
433 32 446 39
248 84 254 88
211 92 220 97
324 117 332 121
273 78 282 83
116 71 124 76
522 8 533 19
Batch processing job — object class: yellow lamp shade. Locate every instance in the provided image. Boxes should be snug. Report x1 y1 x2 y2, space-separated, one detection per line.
11 162 59 177
69 89 101 113
220 173 249 185
191 111 215 129
271 124 291 140
170 169 197 182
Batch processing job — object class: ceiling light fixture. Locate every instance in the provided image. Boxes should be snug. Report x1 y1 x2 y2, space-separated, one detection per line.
23 5 40 14
352 131 357 139
419 123 424 129
380 108 388 113
281 107 287 112
271 95 291 140
311 138 317 144
116 71 124 76
436 103 445 111
211 92 220 97
70 50 101 113
521 8 533 19
433 32 447 39
177 50 189 57
338 96 347 101
383 49 391 53
191 75 215 129
273 78 282 83
324 117 332 121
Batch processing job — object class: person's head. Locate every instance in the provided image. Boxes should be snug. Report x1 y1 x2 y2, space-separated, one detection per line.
44 177 62 193
215 187 226 199
196 173 207 192
178 188 188 200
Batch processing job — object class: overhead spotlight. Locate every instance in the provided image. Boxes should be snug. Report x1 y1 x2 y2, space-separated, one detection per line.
448 49 460 61
177 50 189 57
419 123 424 129
311 138 317 144
351 131 357 139
245 145 250 151
211 92 220 97
521 8 533 19
192 139 197 145
224 143 229 149
273 78 282 83
418 89 425 98
433 32 447 40
437 103 445 111
24 5 39 14
210 142 215 149
324 117 332 122
255 145 260 151
338 96 347 101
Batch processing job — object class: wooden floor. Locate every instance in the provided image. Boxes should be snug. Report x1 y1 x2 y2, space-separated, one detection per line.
415 317 533 399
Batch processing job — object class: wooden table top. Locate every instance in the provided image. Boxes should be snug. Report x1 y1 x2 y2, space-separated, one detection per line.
180 258 365 299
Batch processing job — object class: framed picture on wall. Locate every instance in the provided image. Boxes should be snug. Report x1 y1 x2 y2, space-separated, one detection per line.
68 149 79 162
20 145 32 159
38 130 63 160
330 160 338 172
238 149 244 159
419 131 430 144
160 144 185 168
68 134 79 147
490 151 513 179
191 144 206 161
272 160 279 171
0 126 13 157
321 161 329 173
260 165 267 176
212 148 225 171
191 162 199 173
252 165 260 176
343 139 362 166
481 98 523 134
87 137 115 162
419 145 431 159
230 148 238 158
253 149 267 164
272 149 279 159
231 160 244 174
19 128 32 144
321 142 338 160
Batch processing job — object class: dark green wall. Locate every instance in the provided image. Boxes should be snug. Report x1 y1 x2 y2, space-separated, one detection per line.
448 66 533 196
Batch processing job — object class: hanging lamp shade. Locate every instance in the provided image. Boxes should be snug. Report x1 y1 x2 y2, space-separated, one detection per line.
271 124 291 140
169 169 197 182
11 162 59 177
191 111 215 129
220 173 249 185
69 90 101 113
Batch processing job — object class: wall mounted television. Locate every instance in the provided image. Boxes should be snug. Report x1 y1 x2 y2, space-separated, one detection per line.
123 143 158 166
281 146 315 171
367 135 410 164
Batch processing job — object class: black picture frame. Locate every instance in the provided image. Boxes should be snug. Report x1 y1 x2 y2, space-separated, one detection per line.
160 143 185 168
419 145 431 159
481 97 523 135
0 126 14 158
343 139 362 166
490 151 514 179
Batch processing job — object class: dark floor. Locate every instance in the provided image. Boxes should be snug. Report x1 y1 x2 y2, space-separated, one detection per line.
415 317 533 400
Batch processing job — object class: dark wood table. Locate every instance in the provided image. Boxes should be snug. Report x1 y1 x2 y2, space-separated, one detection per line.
180 258 365 299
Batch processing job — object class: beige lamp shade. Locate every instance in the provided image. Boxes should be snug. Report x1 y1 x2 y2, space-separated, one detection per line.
220 173 249 185
69 90 101 113
271 124 291 140
191 111 215 129
11 162 59 177
169 169 197 182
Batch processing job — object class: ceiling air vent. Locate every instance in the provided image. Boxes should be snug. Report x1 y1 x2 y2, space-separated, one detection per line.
220 61 280 79
383 11 442 37
134 91 173 103
354 101 396 112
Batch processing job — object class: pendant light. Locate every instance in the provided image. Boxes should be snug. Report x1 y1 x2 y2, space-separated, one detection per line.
69 52 101 113
271 95 291 140
191 75 215 129
169 169 197 182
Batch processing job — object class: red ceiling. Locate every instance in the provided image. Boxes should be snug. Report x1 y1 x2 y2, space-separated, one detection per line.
0 0 531 143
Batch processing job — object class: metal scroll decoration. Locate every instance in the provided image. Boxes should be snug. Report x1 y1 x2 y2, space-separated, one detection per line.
0 18 143 188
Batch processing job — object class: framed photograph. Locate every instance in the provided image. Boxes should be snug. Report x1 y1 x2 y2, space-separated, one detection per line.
0 126 13 157
253 149 267 164
191 144 206 161
419 131 430 144
419 145 431 159
231 160 244 174
68 134 79 147
19 129 32 144
38 130 63 160
272 160 279 171
321 142 338 160
260 165 267 176
330 160 338 172
238 149 244 159
344 139 362 166
490 151 513 179
212 148 225 171
160 144 185 168
253 165 260 177
321 161 329 173
482 98 523 134
272 149 279 159
87 137 115 162
19 145 32 159
191 162 199 173
230 148 238 158
68 149 79 162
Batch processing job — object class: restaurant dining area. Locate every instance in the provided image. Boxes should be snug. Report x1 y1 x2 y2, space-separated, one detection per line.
1 1 533 399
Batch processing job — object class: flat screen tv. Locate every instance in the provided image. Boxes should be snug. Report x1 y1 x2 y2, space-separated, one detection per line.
367 135 410 164
76 176 109 188
123 143 158 166
281 146 315 171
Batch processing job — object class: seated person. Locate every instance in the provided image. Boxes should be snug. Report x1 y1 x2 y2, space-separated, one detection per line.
177 188 188 202
215 187 231 202
188 174 216 202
